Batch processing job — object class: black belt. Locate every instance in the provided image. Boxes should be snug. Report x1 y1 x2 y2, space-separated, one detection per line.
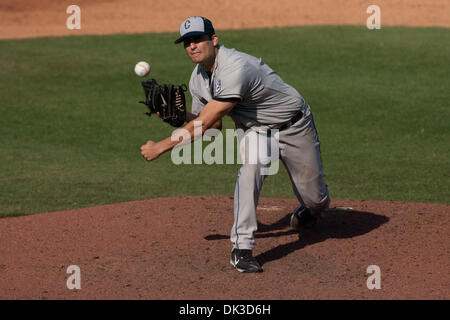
278 109 303 131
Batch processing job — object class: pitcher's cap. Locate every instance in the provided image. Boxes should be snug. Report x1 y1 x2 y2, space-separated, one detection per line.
174 16 215 44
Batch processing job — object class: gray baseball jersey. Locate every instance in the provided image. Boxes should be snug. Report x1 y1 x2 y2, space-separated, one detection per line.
188 45 329 251
189 45 311 129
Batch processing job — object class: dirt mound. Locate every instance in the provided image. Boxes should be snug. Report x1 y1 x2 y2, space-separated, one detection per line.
0 196 448 299
0 0 448 40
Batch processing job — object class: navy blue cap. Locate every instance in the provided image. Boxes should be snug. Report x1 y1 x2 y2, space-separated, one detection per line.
174 17 215 44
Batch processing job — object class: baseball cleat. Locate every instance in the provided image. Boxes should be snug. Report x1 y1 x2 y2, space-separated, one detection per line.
290 205 318 231
230 249 263 273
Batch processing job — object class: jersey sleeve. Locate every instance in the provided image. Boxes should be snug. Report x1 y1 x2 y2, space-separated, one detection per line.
189 68 206 116
190 92 205 116
213 60 253 101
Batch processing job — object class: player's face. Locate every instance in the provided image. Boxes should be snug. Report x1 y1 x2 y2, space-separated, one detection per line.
183 34 218 68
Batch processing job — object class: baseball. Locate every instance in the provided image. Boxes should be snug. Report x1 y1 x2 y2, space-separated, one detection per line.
134 61 151 77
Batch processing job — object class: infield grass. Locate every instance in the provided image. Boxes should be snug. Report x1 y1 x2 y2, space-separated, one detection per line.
0 26 449 217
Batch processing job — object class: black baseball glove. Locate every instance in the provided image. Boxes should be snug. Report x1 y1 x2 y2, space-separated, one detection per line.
139 78 187 127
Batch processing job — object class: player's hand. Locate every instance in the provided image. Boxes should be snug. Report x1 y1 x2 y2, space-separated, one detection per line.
140 140 162 162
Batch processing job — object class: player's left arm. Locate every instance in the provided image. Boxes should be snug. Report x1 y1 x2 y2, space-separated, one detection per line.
141 99 236 161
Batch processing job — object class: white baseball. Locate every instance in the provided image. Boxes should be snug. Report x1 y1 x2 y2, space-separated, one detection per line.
134 61 151 77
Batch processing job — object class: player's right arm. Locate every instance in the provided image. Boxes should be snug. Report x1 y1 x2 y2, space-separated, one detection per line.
186 111 222 130
186 112 198 122
189 88 222 130
141 99 235 161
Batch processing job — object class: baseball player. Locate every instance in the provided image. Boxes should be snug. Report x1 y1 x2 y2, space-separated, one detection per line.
141 16 330 273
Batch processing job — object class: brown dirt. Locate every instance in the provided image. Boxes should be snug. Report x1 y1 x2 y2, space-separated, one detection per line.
0 196 449 299
1 0 449 300
0 0 448 40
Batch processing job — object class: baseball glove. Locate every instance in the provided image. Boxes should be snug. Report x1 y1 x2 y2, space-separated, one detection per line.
139 78 187 127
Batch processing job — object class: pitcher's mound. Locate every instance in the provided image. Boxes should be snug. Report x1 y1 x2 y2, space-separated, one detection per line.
0 196 448 299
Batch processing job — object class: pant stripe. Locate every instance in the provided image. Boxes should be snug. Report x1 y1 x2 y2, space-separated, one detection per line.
235 175 240 249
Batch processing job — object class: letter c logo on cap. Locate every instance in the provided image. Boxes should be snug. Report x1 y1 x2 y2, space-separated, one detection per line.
184 20 191 30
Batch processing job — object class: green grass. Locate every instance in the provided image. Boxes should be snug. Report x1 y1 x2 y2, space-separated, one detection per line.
0 26 449 217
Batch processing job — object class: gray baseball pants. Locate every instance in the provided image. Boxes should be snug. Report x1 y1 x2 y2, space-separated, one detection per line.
230 112 330 250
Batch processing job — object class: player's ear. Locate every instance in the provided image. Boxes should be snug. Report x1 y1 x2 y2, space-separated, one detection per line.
211 34 219 47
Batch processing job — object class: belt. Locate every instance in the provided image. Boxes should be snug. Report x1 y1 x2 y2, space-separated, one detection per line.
278 109 303 131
